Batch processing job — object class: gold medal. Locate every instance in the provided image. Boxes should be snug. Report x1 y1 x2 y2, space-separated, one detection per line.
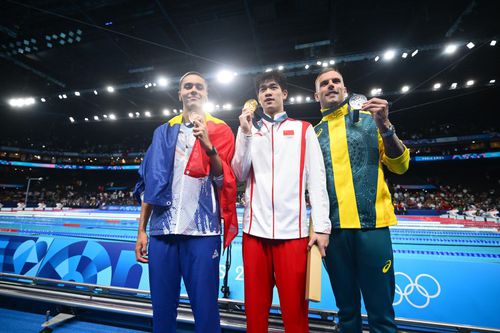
243 99 258 112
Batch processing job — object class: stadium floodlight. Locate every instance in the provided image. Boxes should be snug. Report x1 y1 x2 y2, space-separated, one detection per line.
296 96 303 103
106 86 115 93
40 98 46 102
466 42 475 49
173 109 177 114
93 90 98 95
103 114 108 118
466 80 474 87
277 65 284 71
135 112 140 117
321 62 328 67
84 117 89 121
157 77 168 87
162 109 170 116
109 114 116 120
402 52 408 58
8 97 36 108
329 59 335 65
93 115 99 121
74 91 80 96
489 79 496 84
128 112 134 118
62 94 67 99
433 83 442 90
217 70 235 84
490 40 496 46
215 104 220 109
265 67 272 72
305 64 310 69
450 82 457 89
290 97 295 103
401 85 410 93
69 117 75 123
58 95 63 99
306 96 311 102
374 56 380 62
144 111 151 117
222 103 232 110
411 49 418 57
444 44 458 54
383 49 396 61
203 102 215 113
316 61 322 66
370 88 382 96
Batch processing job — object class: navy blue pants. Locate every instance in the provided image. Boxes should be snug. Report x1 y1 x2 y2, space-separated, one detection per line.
148 235 221 333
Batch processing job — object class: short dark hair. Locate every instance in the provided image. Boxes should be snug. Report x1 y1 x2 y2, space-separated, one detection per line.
255 71 288 94
314 67 344 87
179 71 206 90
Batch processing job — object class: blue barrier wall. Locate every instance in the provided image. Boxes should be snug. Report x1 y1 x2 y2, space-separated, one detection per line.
1 234 499 329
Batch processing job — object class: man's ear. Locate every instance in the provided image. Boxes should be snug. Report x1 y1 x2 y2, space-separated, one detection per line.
282 89 288 100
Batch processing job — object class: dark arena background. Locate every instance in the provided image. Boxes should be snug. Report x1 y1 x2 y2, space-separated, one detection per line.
0 1 499 332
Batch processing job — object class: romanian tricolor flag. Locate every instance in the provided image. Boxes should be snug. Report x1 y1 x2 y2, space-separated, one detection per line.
134 113 238 248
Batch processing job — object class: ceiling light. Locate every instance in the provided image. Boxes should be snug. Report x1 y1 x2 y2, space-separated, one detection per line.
106 86 115 93
203 103 215 113
217 70 235 84
383 49 396 61
444 44 458 54
157 77 168 87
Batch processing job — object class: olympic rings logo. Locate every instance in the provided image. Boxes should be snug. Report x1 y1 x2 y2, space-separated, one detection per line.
394 272 441 309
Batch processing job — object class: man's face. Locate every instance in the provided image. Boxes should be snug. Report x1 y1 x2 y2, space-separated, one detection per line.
314 70 347 109
178 74 208 110
257 79 288 115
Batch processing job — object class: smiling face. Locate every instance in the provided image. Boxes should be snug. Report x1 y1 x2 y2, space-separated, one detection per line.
314 70 347 109
257 79 288 117
178 73 208 112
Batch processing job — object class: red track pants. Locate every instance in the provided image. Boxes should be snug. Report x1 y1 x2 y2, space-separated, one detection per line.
243 233 309 333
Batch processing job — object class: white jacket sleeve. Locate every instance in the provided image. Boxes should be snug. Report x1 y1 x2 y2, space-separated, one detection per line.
231 127 253 182
305 125 331 234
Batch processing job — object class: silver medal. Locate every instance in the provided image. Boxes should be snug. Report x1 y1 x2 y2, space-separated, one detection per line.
349 93 367 110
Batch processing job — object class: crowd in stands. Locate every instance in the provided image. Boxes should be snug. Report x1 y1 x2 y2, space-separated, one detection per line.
1 178 498 220
392 184 499 218
0 180 136 209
